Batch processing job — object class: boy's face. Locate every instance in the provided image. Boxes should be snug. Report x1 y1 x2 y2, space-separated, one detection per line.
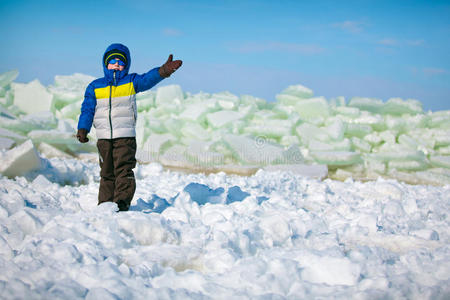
107 59 125 71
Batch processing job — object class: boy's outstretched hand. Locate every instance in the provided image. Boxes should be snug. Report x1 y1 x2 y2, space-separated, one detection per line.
159 54 182 78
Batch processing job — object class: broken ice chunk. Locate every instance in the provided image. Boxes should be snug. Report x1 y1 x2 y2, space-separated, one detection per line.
281 144 304 164
0 106 16 119
436 145 450 155
310 151 361 166
12 79 54 114
308 139 351 152
180 122 211 141
324 118 345 141
223 134 284 165
21 111 57 129
294 97 330 119
277 84 314 101
433 131 450 147
159 144 194 169
383 97 423 115
240 94 267 109
388 160 429 171
280 135 300 147
49 73 95 109
351 137 372 153
212 91 240 110
348 97 384 114
352 111 386 131
0 137 15 149
333 106 360 118
0 140 42 177
27 130 77 145
345 123 373 138
0 111 57 134
142 133 175 154
429 111 450 129
429 155 450 169
412 169 450 185
206 110 243 128
186 140 224 166
59 100 82 119
329 96 346 107
0 128 27 143
296 123 330 144
398 134 419 150
179 103 211 121
155 84 184 105
0 69 19 88
243 119 294 139
38 142 73 159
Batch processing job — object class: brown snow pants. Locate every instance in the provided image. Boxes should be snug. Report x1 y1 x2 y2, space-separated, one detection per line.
97 137 137 211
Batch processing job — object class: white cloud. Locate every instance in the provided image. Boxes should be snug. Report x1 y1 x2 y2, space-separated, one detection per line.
378 38 425 47
332 21 364 33
406 39 425 46
423 68 447 76
162 28 182 36
378 38 398 46
229 42 324 55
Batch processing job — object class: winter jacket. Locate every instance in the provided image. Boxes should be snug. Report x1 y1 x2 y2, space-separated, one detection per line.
78 43 164 139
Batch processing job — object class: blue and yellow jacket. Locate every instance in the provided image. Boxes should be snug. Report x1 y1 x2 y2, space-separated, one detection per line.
78 43 164 139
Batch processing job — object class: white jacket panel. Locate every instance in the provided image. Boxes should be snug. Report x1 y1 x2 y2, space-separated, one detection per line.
94 94 137 139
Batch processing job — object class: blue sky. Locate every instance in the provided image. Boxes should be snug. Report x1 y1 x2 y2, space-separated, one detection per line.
1 0 449 111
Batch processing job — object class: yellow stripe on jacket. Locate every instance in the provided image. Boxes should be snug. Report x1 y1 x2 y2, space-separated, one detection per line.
94 82 136 100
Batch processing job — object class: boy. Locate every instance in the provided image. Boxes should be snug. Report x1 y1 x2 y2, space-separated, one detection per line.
76 43 182 211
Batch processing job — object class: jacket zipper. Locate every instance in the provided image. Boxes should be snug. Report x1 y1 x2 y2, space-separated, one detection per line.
108 71 116 139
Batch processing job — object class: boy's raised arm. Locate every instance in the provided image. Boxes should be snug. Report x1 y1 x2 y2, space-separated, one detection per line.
133 54 182 93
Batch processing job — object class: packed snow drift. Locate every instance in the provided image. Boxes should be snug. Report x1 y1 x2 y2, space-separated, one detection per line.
0 159 449 299
0 70 449 298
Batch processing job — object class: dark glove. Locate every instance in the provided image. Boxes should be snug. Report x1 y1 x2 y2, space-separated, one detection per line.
76 129 89 143
159 54 182 78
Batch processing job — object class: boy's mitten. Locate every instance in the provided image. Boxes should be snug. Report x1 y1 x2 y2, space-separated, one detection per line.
76 129 89 143
159 54 183 78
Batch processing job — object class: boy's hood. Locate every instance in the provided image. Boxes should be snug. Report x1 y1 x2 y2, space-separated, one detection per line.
102 43 131 82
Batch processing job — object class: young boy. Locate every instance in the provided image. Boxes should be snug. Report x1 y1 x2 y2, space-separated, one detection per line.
76 43 182 211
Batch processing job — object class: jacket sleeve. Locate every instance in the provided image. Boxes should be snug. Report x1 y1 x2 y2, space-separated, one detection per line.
77 83 96 132
133 67 164 93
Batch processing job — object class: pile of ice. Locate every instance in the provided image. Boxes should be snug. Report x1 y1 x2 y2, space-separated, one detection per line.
1 69 450 185
0 159 449 298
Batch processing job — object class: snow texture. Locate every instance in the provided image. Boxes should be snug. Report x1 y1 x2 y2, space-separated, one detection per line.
0 159 449 299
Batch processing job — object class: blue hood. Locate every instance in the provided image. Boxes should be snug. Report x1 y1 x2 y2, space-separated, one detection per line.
102 43 131 83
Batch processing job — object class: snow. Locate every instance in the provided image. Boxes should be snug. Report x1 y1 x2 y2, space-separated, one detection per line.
0 158 449 299
262 164 328 179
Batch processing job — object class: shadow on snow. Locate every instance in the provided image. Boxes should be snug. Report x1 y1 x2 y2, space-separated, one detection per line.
130 182 269 214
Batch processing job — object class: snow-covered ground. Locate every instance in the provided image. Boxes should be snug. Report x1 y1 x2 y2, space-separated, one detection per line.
0 158 449 299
